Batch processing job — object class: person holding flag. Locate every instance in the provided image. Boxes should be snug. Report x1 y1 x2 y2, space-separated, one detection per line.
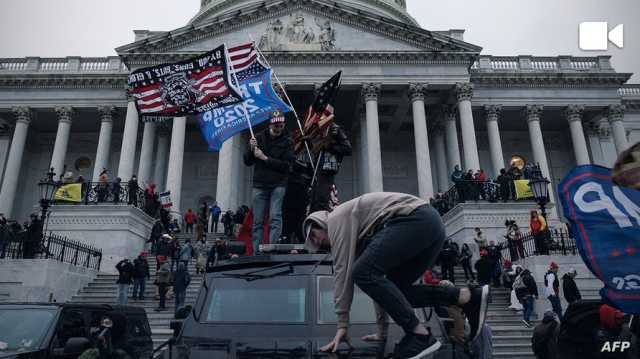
243 110 294 253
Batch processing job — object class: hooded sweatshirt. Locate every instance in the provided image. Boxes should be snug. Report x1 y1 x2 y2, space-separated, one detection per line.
303 192 427 329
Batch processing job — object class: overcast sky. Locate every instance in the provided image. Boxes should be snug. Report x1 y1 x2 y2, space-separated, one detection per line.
1 0 638 82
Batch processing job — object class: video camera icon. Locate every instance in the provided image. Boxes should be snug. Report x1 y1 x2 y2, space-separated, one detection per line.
579 22 624 50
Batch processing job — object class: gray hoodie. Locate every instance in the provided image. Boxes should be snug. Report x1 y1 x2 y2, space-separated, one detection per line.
303 192 427 329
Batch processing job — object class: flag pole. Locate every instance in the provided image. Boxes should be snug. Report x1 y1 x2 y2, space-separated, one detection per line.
248 35 315 170
223 43 255 139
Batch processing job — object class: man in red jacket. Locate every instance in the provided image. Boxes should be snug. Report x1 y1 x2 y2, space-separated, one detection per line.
184 209 196 234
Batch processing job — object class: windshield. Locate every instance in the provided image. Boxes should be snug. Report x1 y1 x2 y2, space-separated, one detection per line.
318 276 377 324
0 308 56 351
206 276 306 323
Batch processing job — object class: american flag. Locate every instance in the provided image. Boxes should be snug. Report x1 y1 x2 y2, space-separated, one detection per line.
228 42 269 82
294 71 342 154
128 45 242 117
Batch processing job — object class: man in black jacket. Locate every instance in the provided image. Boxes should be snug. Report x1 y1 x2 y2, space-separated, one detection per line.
308 123 352 212
132 252 150 300
244 111 294 253
562 268 582 304
115 259 134 305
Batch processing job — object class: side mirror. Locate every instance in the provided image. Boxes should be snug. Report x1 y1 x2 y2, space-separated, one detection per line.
174 305 192 320
63 337 91 355
169 320 182 338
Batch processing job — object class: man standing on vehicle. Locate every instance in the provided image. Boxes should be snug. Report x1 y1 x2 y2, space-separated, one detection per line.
303 192 489 358
244 110 295 252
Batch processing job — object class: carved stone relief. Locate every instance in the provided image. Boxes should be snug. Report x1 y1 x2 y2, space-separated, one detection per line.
259 12 337 51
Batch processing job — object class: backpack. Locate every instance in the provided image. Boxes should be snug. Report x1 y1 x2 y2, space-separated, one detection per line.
557 300 603 359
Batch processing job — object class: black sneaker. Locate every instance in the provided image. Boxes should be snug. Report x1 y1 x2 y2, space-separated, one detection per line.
463 285 490 342
393 333 441 359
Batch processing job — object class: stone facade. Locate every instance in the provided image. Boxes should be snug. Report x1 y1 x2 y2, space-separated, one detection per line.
0 0 638 228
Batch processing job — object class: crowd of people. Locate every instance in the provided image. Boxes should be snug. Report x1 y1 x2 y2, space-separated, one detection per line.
430 162 547 216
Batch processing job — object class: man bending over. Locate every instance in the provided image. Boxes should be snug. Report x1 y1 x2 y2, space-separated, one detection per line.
303 192 489 359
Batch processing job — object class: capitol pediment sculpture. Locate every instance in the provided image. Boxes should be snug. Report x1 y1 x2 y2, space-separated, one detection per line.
259 12 337 51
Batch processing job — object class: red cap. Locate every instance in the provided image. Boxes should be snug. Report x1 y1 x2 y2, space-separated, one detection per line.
157 255 167 263
550 262 559 269
480 250 488 257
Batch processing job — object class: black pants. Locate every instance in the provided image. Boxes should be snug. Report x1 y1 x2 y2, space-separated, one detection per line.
461 259 475 281
441 263 455 284
186 223 194 233
212 219 219 233
309 173 334 213
158 284 168 309
352 205 460 334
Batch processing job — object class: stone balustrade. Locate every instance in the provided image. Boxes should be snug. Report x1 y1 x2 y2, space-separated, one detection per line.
619 84 640 98
471 55 614 73
0 56 127 73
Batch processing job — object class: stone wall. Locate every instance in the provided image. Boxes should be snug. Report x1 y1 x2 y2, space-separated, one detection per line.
0 259 97 303
47 205 154 274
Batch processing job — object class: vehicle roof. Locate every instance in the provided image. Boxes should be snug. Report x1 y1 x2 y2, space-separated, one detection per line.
209 253 333 273
0 303 147 313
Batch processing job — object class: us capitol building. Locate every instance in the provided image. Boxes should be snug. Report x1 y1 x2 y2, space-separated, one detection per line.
0 0 638 227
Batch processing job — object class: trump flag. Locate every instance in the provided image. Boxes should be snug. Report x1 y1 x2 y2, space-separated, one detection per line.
197 68 292 151
559 165 640 314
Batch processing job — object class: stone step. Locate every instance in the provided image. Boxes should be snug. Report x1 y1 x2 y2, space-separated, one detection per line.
69 299 196 306
493 352 535 359
487 319 539 326
489 326 534 336
493 343 533 354
492 335 533 345
80 287 200 294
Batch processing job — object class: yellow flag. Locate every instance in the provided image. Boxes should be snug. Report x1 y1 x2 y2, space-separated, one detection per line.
514 179 534 199
54 183 83 203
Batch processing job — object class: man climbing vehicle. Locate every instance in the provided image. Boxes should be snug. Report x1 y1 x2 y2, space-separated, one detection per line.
303 192 490 359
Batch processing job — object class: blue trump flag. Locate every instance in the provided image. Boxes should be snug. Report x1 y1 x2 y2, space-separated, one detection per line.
197 69 292 151
558 165 640 314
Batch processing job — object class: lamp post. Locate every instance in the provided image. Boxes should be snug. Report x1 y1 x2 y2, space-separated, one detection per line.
528 164 551 219
38 168 59 224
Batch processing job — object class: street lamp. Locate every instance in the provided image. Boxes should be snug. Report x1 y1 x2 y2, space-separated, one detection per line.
38 168 59 221
528 164 551 219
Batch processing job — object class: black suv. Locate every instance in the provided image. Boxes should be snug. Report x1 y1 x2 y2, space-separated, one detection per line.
165 254 458 359
0 303 153 359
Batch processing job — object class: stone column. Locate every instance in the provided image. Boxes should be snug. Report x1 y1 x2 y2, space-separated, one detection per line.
50 106 74 177
0 119 12 184
92 106 116 182
524 105 555 204
216 134 243 211
564 105 590 165
165 117 186 218
432 125 449 193
0 107 31 218
456 83 480 171
409 83 434 199
608 105 629 154
443 105 462 176
362 83 383 192
484 105 506 177
153 124 170 190
117 100 140 181
137 121 157 186
597 120 618 167
586 125 606 167
359 114 369 194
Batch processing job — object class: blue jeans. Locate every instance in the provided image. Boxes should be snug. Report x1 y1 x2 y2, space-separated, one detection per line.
133 278 146 299
523 296 535 322
175 291 186 312
252 186 286 253
117 284 129 305
352 205 460 334
548 294 563 320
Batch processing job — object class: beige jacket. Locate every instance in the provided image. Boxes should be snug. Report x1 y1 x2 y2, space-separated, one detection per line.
303 192 427 329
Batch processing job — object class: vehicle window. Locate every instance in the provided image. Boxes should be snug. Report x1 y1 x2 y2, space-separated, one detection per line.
317 276 377 324
55 310 86 348
206 277 306 323
0 308 57 352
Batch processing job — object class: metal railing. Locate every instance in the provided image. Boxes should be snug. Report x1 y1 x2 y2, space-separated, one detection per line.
500 228 577 262
0 231 102 270
53 181 148 209
435 180 534 215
